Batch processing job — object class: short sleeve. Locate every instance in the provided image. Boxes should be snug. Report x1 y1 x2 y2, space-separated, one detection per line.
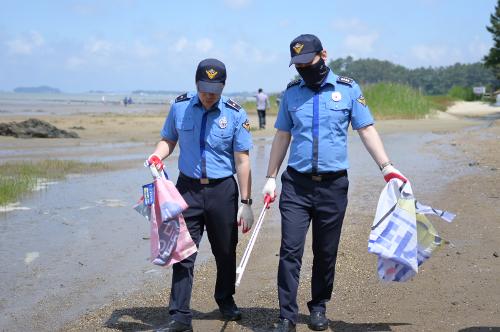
274 91 293 132
350 83 374 130
233 109 253 152
160 104 178 141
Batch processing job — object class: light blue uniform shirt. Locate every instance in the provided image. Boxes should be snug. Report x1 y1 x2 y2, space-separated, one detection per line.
161 92 253 179
275 71 374 173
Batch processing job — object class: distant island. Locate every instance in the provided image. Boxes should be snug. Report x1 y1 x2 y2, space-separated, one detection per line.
14 86 61 93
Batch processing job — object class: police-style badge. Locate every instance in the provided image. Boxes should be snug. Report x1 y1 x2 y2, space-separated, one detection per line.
218 116 227 129
206 68 218 79
332 91 342 102
242 119 251 132
357 95 367 107
293 43 304 54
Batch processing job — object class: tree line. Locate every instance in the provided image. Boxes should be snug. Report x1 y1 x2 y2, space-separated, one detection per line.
328 57 498 95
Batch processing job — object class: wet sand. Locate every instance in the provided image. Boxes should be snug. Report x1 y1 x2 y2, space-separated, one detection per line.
0 101 499 331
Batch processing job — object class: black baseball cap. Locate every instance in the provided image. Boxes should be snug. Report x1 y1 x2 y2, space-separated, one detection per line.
289 34 323 66
195 58 226 94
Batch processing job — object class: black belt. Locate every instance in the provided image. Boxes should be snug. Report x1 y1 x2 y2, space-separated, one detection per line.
179 172 232 185
287 166 347 182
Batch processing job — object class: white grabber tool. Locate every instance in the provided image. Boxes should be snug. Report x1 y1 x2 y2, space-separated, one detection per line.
235 194 272 287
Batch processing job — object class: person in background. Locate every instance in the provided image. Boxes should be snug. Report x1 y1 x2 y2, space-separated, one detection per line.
255 88 270 129
262 34 409 332
147 58 254 332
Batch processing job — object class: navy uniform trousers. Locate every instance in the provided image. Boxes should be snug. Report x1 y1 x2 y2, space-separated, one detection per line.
168 174 239 325
278 167 349 324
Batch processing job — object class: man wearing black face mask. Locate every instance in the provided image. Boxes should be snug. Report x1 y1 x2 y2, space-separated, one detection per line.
262 34 409 332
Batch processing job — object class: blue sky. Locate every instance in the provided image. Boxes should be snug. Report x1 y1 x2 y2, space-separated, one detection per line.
0 0 496 93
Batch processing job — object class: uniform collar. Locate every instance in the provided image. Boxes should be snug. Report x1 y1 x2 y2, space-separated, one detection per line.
298 69 335 89
193 93 222 112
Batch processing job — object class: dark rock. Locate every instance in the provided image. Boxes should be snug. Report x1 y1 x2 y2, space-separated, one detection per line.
494 252 499 258
0 118 79 138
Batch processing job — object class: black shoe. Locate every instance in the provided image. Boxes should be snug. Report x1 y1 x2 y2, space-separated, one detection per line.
309 311 328 331
218 300 242 321
273 318 296 332
155 319 193 332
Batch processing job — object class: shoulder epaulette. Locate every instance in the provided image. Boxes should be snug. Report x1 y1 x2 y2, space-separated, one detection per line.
287 79 301 89
336 76 354 86
225 98 241 111
175 93 191 103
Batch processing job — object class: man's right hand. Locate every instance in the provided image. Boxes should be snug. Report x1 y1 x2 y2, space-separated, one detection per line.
147 154 164 171
262 177 277 204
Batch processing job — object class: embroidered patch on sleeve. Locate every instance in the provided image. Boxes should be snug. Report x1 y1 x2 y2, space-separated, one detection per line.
357 95 367 107
242 119 251 132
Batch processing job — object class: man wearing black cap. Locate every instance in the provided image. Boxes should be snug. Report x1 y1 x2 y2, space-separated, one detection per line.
262 34 409 331
147 58 254 332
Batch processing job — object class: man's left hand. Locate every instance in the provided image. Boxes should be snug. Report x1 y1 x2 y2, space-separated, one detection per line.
237 204 254 233
381 165 408 183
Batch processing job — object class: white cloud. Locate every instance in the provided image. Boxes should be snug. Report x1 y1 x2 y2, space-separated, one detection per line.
196 38 214 53
332 18 366 31
231 40 277 64
133 40 157 58
224 0 251 9
6 31 44 55
85 38 113 56
344 32 379 54
411 44 447 63
174 37 189 52
66 56 86 69
468 37 490 60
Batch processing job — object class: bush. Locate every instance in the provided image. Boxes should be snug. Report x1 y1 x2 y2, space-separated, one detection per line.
448 86 477 101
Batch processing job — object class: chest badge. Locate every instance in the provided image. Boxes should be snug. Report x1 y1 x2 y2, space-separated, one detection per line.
332 91 342 102
218 116 228 129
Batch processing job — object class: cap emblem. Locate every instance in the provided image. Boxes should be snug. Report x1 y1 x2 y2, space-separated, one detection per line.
206 68 218 79
293 43 304 54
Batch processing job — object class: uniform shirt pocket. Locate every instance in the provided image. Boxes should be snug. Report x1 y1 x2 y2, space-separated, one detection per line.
209 127 233 150
175 118 194 131
326 100 350 133
175 118 194 145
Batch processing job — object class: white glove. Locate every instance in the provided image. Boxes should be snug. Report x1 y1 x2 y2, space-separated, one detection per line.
381 164 408 183
237 204 254 233
262 177 277 202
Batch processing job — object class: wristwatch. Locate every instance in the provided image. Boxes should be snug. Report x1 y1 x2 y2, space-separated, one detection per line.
240 198 253 205
379 161 393 171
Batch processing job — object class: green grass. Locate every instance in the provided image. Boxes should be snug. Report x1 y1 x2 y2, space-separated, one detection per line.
364 82 435 119
0 160 109 205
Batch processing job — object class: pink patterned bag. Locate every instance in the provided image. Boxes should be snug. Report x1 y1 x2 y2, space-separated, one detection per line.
135 168 197 267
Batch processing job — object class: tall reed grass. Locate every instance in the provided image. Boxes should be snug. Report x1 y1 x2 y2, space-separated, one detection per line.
364 82 434 119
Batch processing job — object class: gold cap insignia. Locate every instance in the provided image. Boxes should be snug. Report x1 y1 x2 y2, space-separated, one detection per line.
206 69 218 79
293 43 304 54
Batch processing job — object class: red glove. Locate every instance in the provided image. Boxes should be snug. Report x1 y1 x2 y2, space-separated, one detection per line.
147 154 164 171
381 164 407 183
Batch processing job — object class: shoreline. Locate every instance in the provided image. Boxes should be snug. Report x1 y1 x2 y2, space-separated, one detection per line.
0 101 499 331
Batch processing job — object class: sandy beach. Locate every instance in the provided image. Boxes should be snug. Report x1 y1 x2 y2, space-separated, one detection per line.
0 100 499 331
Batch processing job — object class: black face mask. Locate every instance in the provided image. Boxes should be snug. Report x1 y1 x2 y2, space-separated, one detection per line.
296 58 330 91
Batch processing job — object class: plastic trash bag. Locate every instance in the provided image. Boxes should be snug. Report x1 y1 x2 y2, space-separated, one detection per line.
368 179 455 282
